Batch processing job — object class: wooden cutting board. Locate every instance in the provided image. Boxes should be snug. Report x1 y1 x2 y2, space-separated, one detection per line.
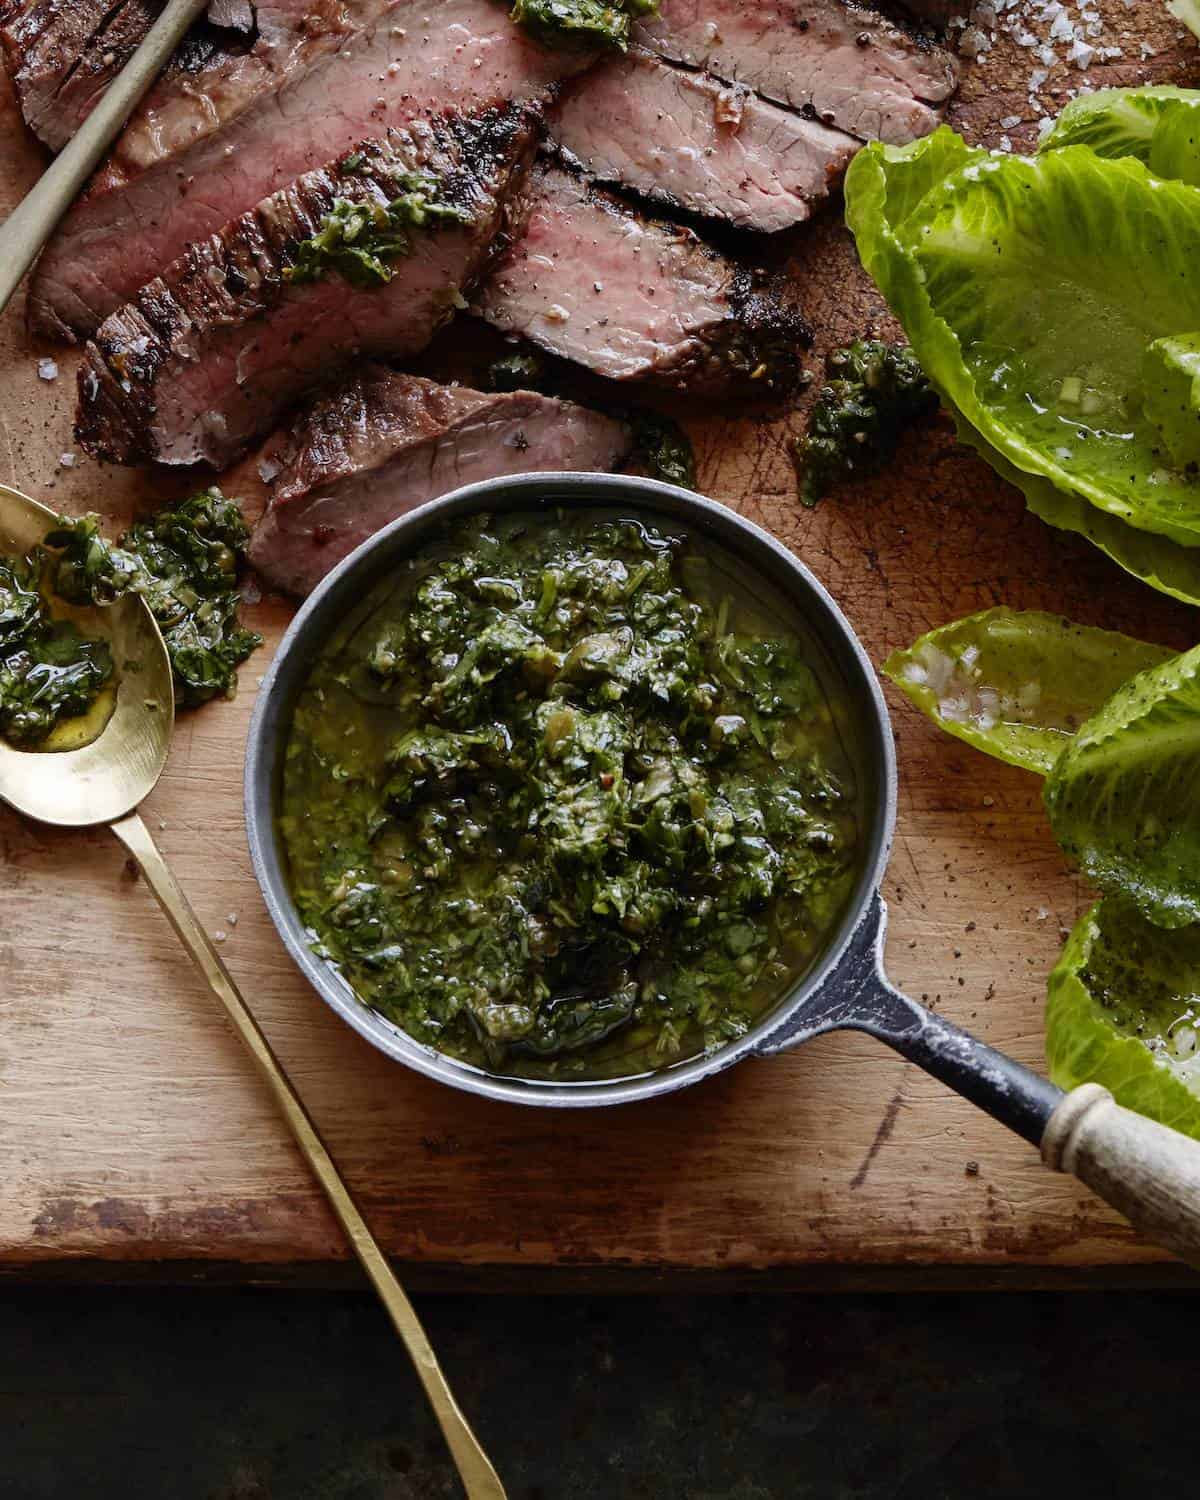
3 7 1199 1287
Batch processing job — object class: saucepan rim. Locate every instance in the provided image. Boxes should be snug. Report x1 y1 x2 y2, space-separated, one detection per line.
244 472 898 1107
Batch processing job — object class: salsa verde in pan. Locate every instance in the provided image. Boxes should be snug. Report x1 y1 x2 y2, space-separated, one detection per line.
280 511 862 1081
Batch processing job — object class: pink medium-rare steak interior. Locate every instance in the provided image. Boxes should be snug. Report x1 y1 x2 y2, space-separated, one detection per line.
31 0 584 341
550 47 858 232
634 0 958 145
76 102 540 468
249 366 632 594
474 161 808 394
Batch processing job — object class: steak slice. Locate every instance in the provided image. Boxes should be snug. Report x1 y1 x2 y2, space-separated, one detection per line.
248 366 632 595
634 0 958 145
1 1 163 151
31 0 584 342
473 161 808 395
0 0 252 152
76 102 540 470
549 47 857 232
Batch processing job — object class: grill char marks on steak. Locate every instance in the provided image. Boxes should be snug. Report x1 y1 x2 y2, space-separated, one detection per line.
550 47 857 232
0 0 166 151
248 366 632 595
0 0 259 152
474 162 809 395
33 0 586 342
76 102 540 470
635 0 958 145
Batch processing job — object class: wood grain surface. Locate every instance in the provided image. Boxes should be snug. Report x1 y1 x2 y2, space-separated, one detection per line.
2 6 1199 1282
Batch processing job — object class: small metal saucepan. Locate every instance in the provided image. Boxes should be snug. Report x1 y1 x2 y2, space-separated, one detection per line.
245 473 1200 1266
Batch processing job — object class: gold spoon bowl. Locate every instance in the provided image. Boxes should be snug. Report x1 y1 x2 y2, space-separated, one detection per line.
0 486 174 825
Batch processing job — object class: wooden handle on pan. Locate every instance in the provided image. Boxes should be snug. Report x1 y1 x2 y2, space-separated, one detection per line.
1043 1084 1200 1270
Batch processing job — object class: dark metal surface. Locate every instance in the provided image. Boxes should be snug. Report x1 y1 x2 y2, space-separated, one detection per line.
6 1286 1200 1499
760 894 1064 1145
243 471 1060 1146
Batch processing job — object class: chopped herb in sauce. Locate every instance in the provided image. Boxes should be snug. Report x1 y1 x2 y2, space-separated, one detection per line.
285 173 472 289
509 0 660 53
631 412 697 490
487 349 549 393
794 340 938 507
45 489 261 708
0 547 112 747
281 511 861 1080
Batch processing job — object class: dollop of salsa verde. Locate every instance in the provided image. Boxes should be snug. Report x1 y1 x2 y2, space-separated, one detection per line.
0 543 114 750
280 512 862 1081
0 492 261 753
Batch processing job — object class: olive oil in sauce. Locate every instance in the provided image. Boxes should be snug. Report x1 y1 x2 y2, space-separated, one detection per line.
280 510 864 1083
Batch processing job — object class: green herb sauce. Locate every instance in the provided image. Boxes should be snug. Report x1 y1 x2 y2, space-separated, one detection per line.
281 512 862 1081
630 412 697 491
46 490 261 709
0 490 260 751
0 549 113 749
794 341 938 507
285 173 472 290
509 0 660 53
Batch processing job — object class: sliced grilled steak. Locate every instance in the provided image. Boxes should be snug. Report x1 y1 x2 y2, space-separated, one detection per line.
76 102 539 470
31 0 584 342
550 47 857 232
473 162 807 395
635 0 958 145
249 366 631 595
1 1 164 151
0 0 256 152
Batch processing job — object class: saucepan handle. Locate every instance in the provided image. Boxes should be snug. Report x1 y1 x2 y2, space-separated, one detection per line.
790 894 1200 1270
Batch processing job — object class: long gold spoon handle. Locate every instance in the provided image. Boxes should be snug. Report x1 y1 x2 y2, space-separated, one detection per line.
0 0 210 315
111 809 506 1500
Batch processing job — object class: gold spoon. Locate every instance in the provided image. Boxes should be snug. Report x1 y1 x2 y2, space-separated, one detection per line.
0 14 503 1492
0 499 505 1486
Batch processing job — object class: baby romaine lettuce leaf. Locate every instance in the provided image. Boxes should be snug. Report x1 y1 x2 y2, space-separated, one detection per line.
1047 897 1200 1140
845 130 1200 588
953 418 1200 607
1167 0 1200 41
1142 333 1200 468
1045 643 1200 927
884 608 1171 775
1149 103 1200 188
1038 85 1200 185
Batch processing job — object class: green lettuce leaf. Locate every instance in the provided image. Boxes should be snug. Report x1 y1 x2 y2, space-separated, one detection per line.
1167 0 1200 41
1038 85 1200 184
1149 102 1200 188
844 131 1200 576
883 608 1171 775
1044 643 1200 926
953 418 1200 607
1047 897 1200 1139
1142 333 1200 468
